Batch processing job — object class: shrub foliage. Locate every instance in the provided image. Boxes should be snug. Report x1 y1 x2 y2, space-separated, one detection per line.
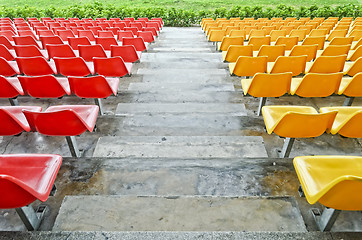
0 1 360 26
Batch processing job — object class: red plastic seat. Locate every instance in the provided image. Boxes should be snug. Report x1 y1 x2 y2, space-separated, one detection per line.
56 30 75 41
124 17 135 22
135 20 147 27
151 18 163 26
68 36 91 50
0 44 15 60
111 45 141 62
78 30 96 41
122 37 147 51
46 44 76 58
89 26 102 36
39 36 64 49
0 106 42 135
38 30 55 37
146 22 160 31
138 17 149 22
0 154 62 209
113 22 126 30
95 37 118 50
142 27 158 36
0 76 24 98
18 75 70 98
14 45 48 59
0 30 15 41
137 31 155 43
130 22 142 31
97 22 111 30
117 31 134 41
124 27 138 35
0 57 20 76
13 36 41 48
78 44 107 61
68 75 119 98
98 30 114 37
0 36 14 49
106 27 120 35
17 30 38 40
93 57 132 77
54 57 94 76
23 105 99 136
69 26 85 36
16 56 56 76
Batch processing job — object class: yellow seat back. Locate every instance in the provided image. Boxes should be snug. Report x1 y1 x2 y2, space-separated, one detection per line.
293 155 362 210
339 72 362 96
218 36 244 51
290 29 307 41
242 72 292 97
302 36 326 50
320 44 351 57
271 55 307 76
275 36 298 50
223 45 253 62
289 44 318 62
225 26 240 35
270 30 286 42
308 55 347 73
208 30 226 42
291 72 343 97
248 29 266 39
344 57 362 76
348 45 362 61
257 45 285 62
348 29 362 41
327 29 348 41
248 36 271 51
329 36 354 46
231 56 267 77
229 29 246 38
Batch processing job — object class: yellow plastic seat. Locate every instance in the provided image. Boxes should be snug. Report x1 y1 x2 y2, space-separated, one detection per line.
289 29 307 41
309 29 328 37
204 22 218 32
305 55 347 73
261 26 276 35
320 106 362 137
344 57 362 76
248 36 271 51
262 105 337 138
293 155 362 230
201 18 214 29
270 30 287 42
348 45 362 61
287 44 318 62
290 72 343 97
316 25 333 34
327 37 354 47
222 45 253 62
247 29 266 40
208 29 226 42
352 38 362 50
280 26 294 35
338 73 362 101
274 36 298 50
225 26 240 36
217 36 244 51
206 27 221 37
326 29 348 41
268 55 307 76
244 26 258 35
302 36 326 50
242 72 292 115
228 29 246 38
317 44 351 57
257 45 285 62
229 56 267 77
348 30 362 41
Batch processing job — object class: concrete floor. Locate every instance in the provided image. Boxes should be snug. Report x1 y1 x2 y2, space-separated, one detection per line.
0 27 362 237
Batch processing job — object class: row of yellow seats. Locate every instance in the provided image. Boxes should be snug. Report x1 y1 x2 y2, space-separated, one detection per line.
229 55 361 77
220 39 362 62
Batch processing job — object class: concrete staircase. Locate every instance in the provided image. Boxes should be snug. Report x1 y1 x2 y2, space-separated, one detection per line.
0 27 361 239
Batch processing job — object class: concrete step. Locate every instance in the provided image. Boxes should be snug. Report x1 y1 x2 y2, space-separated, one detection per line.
128 82 235 91
92 136 268 158
53 196 306 231
115 103 246 116
140 52 222 62
138 62 227 70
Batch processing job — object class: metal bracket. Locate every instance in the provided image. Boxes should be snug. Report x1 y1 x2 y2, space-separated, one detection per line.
15 204 47 231
257 97 267 116
65 136 81 158
298 185 305 197
9 98 19 106
49 184 57 196
343 97 354 106
280 137 295 158
94 98 104 116
311 207 341 232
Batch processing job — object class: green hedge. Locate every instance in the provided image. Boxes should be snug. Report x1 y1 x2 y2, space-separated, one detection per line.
0 2 360 27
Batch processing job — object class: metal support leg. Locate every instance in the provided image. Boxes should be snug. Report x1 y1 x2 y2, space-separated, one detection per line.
65 136 81 158
298 185 305 197
15 205 47 231
280 137 295 158
9 98 19 106
257 97 267 116
343 97 354 106
95 98 104 116
312 207 341 232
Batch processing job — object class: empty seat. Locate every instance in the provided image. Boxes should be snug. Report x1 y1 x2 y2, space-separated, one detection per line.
229 29 246 38
344 57 362 76
327 29 348 41
142 27 158 36
290 72 343 97
93 57 132 77
0 76 23 105
229 56 267 77
23 105 98 157
0 154 62 230
78 44 107 62
275 36 298 50
78 30 96 41
262 105 337 157
348 30 362 41
46 44 76 59
317 44 350 57
95 37 118 51
18 75 70 98
241 72 292 115
268 55 307 76
15 56 56 76
302 36 325 50
54 57 94 76
217 36 243 51
122 37 148 51
0 57 20 76
0 35 14 49
56 30 75 41
288 44 318 62
293 155 362 231
309 29 328 37
248 36 271 51
348 45 362 61
222 45 253 63
124 27 139 35
14 45 48 59
289 29 307 41
39 36 64 49
257 45 285 62
137 31 155 43
117 31 134 41
270 30 287 42
98 30 114 38
110 45 141 63
207 29 226 42
338 72 362 106
0 106 42 135
13 36 41 48
68 37 91 50
0 44 15 60
305 55 346 73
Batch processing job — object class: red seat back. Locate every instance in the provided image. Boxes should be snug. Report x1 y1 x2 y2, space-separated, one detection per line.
0 36 13 49
68 36 91 50
111 45 140 62
46 44 76 58
0 57 18 76
14 45 44 58
95 37 118 50
0 44 14 60
18 75 69 98
54 57 92 76
68 75 118 98
0 76 23 98
13 36 40 48
39 36 64 49
78 44 107 61
78 30 96 41
122 37 147 51
93 57 130 77
16 56 55 76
